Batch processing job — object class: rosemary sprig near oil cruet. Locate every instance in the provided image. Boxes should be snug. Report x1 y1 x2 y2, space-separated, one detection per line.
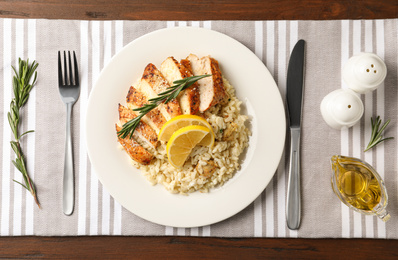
8 58 40 208
117 74 211 139
364 116 394 152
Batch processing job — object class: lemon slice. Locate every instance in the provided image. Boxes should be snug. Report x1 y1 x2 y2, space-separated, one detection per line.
158 114 215 147
166 125 211 168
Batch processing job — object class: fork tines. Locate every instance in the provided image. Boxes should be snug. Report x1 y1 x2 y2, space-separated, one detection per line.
58 51 79 86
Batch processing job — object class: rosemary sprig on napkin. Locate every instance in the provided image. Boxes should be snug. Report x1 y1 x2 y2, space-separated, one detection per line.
364 116 394 152
8 58 40 208
117 74 211 139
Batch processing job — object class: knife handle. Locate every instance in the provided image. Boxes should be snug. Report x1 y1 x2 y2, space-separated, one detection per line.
286 127 301 230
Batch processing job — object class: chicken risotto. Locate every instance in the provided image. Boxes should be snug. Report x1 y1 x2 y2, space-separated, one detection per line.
116 54 250 194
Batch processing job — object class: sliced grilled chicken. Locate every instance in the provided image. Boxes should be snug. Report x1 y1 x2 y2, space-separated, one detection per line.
138 63 182 121
160 57 200 115
180 58 192 73
126 86 166 133
186 54 227 112
118 104 158 148
116 125 154 165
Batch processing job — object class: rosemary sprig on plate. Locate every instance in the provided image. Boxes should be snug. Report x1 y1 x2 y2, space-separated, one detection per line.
118 74 211 139
364 116 394 152
8 58 40 208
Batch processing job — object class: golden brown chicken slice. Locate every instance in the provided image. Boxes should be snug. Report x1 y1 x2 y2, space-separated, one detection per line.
186 54 227 112
116 125 154 165
160 57 200 115
138 63 182 121
126 86 167 133
118 104 159 148
180 58 192 73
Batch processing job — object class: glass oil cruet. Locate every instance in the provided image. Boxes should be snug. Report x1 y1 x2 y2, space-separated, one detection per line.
330 155 390 222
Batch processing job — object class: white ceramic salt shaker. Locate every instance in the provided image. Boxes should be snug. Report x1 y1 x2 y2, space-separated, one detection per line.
342 52 387 94
320 89 364 130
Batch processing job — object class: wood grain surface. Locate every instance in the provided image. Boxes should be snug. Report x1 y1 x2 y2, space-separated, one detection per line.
1 236 398 259
0 0 397 20
0 0 398 259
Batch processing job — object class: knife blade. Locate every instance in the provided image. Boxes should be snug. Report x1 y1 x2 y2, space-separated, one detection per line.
286 39 305 230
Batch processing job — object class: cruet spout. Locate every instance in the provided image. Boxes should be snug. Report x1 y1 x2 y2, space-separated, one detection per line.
330 155 390 221
330 155 342 178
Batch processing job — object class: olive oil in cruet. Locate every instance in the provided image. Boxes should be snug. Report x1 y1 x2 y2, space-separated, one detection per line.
331 155 390 221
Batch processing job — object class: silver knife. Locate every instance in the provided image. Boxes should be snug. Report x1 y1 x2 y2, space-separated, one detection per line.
286 39 306 230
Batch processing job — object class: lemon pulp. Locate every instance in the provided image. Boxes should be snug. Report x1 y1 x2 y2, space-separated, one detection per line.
158 114 215 147
166 125 211 168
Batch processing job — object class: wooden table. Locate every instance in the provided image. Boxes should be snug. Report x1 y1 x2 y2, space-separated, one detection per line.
0 0 397 258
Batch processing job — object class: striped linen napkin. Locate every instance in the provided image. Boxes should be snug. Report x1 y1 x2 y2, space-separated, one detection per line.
0 19 397 237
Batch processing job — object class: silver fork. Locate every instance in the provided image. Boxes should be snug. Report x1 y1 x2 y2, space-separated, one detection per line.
58 51 80 216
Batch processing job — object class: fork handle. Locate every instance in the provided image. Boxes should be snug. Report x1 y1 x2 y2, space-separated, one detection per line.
63 102 74 215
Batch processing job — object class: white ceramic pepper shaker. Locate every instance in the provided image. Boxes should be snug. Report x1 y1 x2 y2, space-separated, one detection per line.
342 52 387 94
320 52 387 130
320 89 364 130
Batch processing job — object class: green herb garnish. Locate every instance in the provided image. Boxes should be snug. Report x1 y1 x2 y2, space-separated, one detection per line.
364 116 394 152
118 74 211 139
8 58 40 208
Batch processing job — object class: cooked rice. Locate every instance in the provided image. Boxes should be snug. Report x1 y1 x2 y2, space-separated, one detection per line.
129 77 251 194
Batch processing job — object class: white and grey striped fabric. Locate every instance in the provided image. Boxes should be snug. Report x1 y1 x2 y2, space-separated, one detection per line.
0 19 397 237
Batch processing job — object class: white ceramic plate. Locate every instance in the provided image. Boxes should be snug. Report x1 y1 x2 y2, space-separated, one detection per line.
86 27 285 228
